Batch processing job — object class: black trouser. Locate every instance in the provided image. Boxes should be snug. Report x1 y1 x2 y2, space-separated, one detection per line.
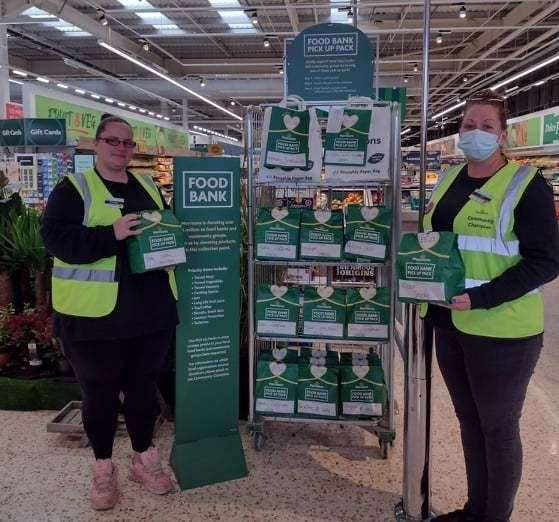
61 329 174 460
434 327 542 522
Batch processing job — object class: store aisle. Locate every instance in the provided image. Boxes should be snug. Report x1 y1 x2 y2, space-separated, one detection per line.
0 282 558 521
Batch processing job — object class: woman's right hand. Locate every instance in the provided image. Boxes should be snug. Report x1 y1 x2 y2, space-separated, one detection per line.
113 214 141 240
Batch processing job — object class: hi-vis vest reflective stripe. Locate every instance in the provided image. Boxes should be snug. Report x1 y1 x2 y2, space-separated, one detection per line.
52 168 178 318
422 161 543 338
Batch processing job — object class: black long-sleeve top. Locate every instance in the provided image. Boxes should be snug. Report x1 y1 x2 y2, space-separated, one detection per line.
426 163 559 330
41 169 178 341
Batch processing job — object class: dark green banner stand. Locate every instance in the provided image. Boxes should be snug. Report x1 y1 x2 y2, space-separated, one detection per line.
171 157 248 490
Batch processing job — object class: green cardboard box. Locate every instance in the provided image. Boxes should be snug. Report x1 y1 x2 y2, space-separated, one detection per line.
297 363 339 418
300 209 344 260
127 209 186 273
396 231 465 304
346 287 391 341
255 207 301 260
344 205 391 262
255 360 299 415
340 364 386 418
302 287 346 339
256 285 300 337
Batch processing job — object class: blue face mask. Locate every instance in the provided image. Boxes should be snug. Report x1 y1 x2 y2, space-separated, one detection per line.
458 129 501 161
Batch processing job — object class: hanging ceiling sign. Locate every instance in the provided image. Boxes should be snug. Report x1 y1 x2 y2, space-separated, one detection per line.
286 23 375 103
0 118 67 147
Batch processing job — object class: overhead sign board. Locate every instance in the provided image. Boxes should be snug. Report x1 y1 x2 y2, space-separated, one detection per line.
286 23 375 103
0 118 67 147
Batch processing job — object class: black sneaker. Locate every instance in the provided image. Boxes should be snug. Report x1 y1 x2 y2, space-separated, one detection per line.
431 510 482 522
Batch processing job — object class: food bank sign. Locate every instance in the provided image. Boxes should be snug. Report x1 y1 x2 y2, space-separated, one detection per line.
172 157 247 490
287 23 375 102
183 171 233 208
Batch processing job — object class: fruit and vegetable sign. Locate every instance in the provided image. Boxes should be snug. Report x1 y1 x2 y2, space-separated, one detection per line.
171 157 247 490
286 23 375 102
33 94 188 153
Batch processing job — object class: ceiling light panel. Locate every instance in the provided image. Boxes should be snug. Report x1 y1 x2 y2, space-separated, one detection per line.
120 2 186 34
22 7 57 19
209 0 257 33
44 21 91 37
330 4 347 24
99 40 242 121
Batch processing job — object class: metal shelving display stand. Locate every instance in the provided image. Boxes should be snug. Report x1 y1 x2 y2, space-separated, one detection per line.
245 101 402 457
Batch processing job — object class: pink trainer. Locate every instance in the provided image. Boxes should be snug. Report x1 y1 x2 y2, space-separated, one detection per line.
89 459 119 510
129 447 174 495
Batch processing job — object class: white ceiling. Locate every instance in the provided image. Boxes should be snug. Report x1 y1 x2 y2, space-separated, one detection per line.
4 0 559 138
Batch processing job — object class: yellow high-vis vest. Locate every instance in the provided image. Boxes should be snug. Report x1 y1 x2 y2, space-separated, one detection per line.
52 168 178 318
422 161 543 338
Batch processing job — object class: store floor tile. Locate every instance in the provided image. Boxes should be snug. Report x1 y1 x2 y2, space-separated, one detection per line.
1 281 558 521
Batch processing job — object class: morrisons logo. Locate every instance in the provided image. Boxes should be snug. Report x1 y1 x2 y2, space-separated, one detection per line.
182 171 233 208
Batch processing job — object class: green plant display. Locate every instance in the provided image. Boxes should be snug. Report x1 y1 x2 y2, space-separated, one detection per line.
0 206 49 274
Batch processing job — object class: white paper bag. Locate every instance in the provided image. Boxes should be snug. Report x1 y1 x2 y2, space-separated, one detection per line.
259 97 322 185
324 98 391 183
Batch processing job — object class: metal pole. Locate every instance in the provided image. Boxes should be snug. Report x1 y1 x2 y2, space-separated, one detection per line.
418 1 431 228
352 0 358 28
396 1 435 521
0 27 10 119
399 303 434 520
246 109 256 425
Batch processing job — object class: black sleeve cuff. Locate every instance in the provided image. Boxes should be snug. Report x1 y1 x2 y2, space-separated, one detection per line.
465 287 488 310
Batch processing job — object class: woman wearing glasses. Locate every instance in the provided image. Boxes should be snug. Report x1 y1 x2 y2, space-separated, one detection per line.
425 90 559 522
42 115 177 510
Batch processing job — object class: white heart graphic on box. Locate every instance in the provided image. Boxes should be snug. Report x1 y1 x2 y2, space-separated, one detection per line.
418 232 440 250
271 207 289 221
310 356 327 366
270 361 286 376
310 365 328 379
272 347 288 360
361 207 379 221
317 286 334 299
353 365 370 379
270 285 289 298
314 210 331 224
283 114 300 131
360 287 377 300
142 211 162 223
342 114 359 129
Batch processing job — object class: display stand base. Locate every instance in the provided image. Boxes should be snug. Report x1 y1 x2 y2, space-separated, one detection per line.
170 433 248 490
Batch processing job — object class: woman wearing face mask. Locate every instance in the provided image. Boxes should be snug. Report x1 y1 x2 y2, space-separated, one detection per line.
41 115 178 510
424 90 559 522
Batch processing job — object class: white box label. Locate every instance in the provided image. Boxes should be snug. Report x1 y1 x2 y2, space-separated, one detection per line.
399 280 446 301
143 247 186 270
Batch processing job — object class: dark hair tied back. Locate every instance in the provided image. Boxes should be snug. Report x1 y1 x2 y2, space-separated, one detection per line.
95 114 133 140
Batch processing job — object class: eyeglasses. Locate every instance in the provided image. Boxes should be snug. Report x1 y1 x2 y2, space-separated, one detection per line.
466 90 505 104
98 136 136 148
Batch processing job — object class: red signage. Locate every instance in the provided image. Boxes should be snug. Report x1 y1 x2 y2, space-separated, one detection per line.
5 103 23 119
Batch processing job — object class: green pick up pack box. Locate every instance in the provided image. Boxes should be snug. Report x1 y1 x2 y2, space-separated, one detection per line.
396 231 465 304
127 209 186 274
